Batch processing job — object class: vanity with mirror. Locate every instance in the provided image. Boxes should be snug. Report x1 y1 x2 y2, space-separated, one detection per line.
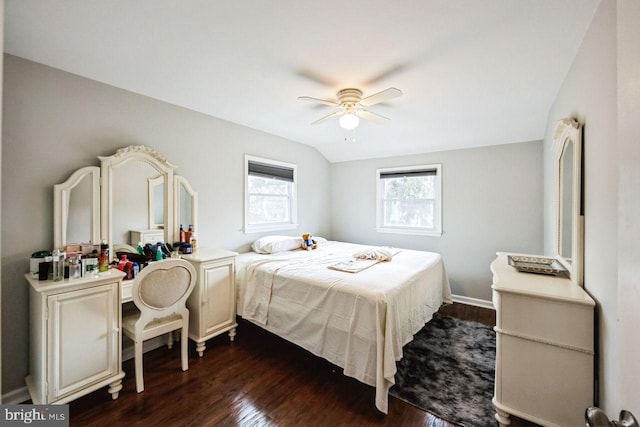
27 145 237 405
491 118 595 426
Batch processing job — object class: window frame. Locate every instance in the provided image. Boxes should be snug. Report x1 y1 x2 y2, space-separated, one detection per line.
375 164 442 237
244 155 298 234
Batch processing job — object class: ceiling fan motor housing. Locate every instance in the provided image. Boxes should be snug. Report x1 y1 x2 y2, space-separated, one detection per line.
337 88 363 105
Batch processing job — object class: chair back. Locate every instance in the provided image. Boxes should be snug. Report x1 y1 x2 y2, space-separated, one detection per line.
131 259 197 328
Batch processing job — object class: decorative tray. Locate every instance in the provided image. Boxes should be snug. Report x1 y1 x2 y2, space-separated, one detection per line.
507 255 569 277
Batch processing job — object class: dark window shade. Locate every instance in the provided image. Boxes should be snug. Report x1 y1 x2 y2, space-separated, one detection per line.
379 169 437 179
248 161 294 182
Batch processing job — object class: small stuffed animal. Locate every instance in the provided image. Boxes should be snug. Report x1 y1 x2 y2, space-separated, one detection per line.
301 233 318 250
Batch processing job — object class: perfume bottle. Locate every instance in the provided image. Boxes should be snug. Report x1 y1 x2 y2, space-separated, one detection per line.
68 255 81 280
52 249 63 281
179 224 186 243
99 240 109 273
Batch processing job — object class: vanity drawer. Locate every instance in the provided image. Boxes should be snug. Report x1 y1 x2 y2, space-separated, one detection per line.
497 292 593 352
121 280 133 304
129 230 164 246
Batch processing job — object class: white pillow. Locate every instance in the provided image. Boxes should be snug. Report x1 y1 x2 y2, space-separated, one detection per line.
252 235 303 254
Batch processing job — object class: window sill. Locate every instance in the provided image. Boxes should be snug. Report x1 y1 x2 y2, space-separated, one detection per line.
376 227 442 237
244 223 299 234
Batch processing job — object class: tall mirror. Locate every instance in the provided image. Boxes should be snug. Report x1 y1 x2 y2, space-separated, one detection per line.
553 118 583 286
100 146 176 260
54 166 100 248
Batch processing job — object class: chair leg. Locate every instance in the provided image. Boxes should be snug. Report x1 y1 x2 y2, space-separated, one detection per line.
167 331 174 349
181 324 189 371
135 340 144 393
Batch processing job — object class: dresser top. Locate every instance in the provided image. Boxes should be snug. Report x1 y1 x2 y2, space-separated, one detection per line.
26 268 126 294
180 247 238 263
491 252 595 307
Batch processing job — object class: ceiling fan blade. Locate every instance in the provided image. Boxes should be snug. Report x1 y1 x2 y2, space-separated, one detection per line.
359 109 391 123
298 96 340 107
311 110 342 125
360 87 403 107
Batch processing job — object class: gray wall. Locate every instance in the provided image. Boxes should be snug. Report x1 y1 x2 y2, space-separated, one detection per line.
543 0 640 414
616 0 640 414
330 141 544 302
1 55 331 394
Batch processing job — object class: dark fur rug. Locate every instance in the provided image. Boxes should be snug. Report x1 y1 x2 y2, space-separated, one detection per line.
390 314 496 427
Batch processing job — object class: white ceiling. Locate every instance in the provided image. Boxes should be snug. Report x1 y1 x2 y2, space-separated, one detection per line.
5 0 600 163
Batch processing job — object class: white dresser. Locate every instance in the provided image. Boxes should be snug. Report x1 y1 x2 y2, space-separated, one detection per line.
25 269 126 404
182 248 238 357
491 252 595 427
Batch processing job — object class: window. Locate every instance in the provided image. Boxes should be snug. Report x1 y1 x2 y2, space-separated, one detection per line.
376 164 442 236
244 155 297 233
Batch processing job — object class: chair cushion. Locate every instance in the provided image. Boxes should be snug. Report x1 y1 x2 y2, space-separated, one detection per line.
139 266 192 309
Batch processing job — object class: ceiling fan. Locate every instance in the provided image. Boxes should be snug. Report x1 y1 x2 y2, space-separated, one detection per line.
298 87 402 130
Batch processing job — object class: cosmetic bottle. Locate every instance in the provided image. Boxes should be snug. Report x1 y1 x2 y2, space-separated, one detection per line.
99 240 109 273
190 232 197 253
69 255 81 280
124 261 134 280
52 249 63 281
118 254 129 272
185 225 193 243
179 224 186 243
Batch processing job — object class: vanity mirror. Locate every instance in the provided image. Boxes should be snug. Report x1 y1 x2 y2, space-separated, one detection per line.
553 118 584 286
100 146 176 259
54 145 197 261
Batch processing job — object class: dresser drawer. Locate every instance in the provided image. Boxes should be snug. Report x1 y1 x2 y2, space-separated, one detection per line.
129 229 164 245
497 333 593 426
497 291 593 352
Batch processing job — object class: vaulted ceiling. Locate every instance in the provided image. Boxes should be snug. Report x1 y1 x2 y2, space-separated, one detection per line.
5 0 600 162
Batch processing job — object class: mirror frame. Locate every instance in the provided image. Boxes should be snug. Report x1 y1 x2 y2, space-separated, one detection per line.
552 118 584 286
174 175 198 243
100 145 177 260
53 166 101 249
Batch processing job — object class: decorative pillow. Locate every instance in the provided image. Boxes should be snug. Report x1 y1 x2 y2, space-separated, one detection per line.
252 235 303 254
313 236 328 245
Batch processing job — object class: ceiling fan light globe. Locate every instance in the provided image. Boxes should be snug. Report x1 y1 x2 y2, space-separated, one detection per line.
339 113 359 130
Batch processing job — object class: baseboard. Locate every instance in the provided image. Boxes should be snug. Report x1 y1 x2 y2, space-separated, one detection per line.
2 385 30 404
451 294 495 310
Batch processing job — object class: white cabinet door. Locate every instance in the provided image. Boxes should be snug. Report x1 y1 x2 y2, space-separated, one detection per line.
184 250 238 357
47 282 119 402
201 261 235 336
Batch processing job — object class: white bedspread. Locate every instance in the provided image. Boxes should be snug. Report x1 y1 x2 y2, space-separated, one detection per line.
236 241 452 413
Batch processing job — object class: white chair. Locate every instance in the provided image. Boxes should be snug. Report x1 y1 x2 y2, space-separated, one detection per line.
122 258 197 393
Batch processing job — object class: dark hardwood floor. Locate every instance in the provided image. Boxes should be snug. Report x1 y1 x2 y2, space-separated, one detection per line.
69 303 538 426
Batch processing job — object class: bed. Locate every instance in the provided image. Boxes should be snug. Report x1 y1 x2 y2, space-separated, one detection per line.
235 238 452 413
